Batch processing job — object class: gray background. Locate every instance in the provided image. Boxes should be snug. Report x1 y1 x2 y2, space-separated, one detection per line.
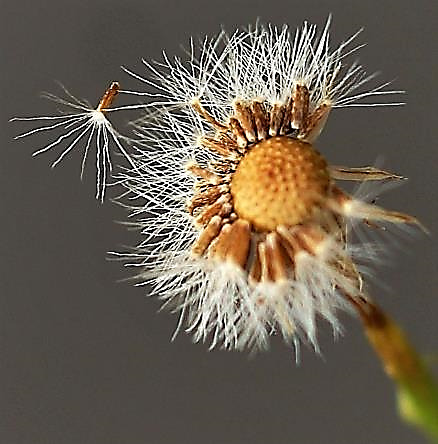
1 1 437 443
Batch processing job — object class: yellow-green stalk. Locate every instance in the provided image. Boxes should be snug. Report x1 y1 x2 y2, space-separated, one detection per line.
353 297 438 442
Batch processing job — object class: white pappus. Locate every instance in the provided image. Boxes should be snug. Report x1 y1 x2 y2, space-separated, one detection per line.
12 17 422 356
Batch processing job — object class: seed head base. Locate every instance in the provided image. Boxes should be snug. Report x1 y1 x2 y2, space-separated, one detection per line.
231 137 330 231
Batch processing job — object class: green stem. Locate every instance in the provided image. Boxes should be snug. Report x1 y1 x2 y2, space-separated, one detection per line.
352 297 438 442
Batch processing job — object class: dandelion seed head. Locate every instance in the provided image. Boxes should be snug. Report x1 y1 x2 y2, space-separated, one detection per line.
117 18 420 353
12 17 422 356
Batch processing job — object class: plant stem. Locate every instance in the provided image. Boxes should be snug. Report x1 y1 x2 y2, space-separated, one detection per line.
352 297 438 442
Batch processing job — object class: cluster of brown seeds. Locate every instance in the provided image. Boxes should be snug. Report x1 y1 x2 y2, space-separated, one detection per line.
186 84 418 294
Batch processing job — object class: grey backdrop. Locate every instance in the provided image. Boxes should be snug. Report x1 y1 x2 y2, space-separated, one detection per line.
1 1 437 443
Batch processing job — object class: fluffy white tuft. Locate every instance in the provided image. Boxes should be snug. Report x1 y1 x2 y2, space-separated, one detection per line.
13 17 406 353
122 16 403 113
11 85 134 201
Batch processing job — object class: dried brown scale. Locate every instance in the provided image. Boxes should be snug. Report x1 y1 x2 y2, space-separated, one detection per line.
218 133 239 148
327 186 424 229
363 205 423 227
187 184 228 215
233 101 256 142
296 226 326 255
329 165 404 181
299 102 332 142
229 117 248 148
200 136 240 158
208 157 238 175
335 257 363 292
279 97 294 135
250 101 269 140
186 163 221 184
195 195 232 227
258 242 271 282
276 229 298 270
291 84 310 129
224 219 251 268
277 225 307 258
191 99 228 132
209 223 233 260
269 103 286 136
249 246 262 284
266 233 288 281
191 215 223 256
